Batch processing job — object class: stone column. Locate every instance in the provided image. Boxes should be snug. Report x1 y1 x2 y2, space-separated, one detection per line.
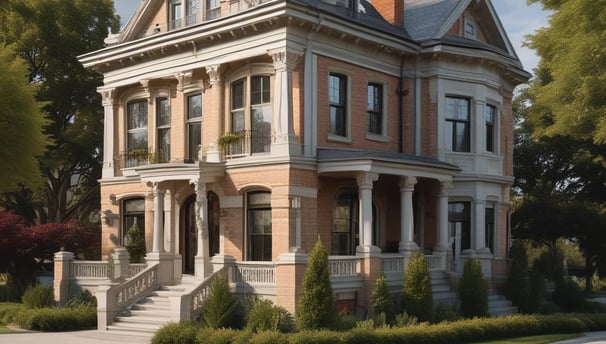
191 179 210 279
435 181 452 252
99 88 115 178
474 100 486 154
399 176 419 253
269 47 302 156
111 247 130 280
151 183 164 253
356 172 379 252
474 199 489 253
205 65 224 163
53 251 74 303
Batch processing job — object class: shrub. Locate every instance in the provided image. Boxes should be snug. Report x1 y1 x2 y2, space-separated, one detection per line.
245 299 294 333
459 259 488 318
402 253 433 322
199 274 241 329
503 240 530 312
394 311 418 327
152 321 198 344
14 306 96 331
124 223 146 263
433 303 460 323
370 270 393 324
195 328 241 344
0 302 24 325
22 285 55 309
248 330 287 344
64 289 97 308
552 278 584 312
296 238 336 330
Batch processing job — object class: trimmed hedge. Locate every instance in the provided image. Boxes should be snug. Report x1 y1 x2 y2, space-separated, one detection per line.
14 306 96 331
154 313 606 344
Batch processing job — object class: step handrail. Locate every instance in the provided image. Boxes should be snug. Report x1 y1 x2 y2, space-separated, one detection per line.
97 263 159 330
177 267 226 321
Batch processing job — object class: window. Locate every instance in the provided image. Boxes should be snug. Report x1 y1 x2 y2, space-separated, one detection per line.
170 2 183 29
329 73 347 137
185 0 200 26
464 17 477 39
332 192 359 255
485 205 495 253
449 202 470 251
247 191 272 261
122 198 146 246
485 104 496 153
367 83 384 136
206 0 220 19
126 100 148 167
157 98 170 163
445 97 470 152
187 94 202 161
171 0 201 29
229 75 272 155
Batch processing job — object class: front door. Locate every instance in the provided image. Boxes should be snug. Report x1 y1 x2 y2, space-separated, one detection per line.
181 193 221 274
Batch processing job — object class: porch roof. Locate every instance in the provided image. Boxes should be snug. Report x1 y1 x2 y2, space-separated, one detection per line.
316 148 460 181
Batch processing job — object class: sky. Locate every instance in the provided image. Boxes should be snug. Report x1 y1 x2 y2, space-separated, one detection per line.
113 0 550 76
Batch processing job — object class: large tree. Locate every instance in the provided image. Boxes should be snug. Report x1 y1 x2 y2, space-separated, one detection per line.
0 45 47 193
0 0 119 224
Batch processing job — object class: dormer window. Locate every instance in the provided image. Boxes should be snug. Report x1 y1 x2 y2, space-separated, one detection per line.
464 17 477 40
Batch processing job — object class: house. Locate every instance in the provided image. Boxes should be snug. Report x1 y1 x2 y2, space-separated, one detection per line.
71 0 529 333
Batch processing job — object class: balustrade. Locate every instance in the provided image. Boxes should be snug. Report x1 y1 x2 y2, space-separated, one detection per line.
328 256 360 277
72 261 109 279
233 262 276 285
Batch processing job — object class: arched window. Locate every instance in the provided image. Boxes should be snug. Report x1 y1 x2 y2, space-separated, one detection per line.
247 191 272 261
122 198 146 246
332 191 359 255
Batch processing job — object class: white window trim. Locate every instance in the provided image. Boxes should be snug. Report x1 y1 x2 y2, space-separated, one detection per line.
327 70 351 142
366 80 388 141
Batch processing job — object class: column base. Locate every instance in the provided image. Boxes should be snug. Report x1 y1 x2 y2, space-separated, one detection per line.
195 256 212 280
356 245 381 257
398 241 420 254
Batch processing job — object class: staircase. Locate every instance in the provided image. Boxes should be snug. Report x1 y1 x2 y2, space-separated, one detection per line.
430 271 518 316
106 275 198 337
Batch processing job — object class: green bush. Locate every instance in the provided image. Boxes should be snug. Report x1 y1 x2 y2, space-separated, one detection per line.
0 302 24 325
433 303 460 323
552 278 584 312
245 299 294 333
125 223 146 263
503 241 531 312
195 328 241 344
288 330 343 344
370 270 393 324
64 289 97 308
152 321 198 344
459 259 488 318
296 238 336 330
199 274 241 329
248 330 287 344
14 306 96 331
402 253 433 322
333 313 358 331
22 285 55 309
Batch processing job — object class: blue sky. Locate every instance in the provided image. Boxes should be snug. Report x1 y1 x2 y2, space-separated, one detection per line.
114 0 549 75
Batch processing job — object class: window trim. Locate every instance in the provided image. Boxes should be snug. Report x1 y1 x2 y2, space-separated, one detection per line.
331 190 359 255
246 190 272 261
366 82 386 139
186 93 202 162
156 97 171 163
125 99 149 168
122 197 146 246
328 72 350 140
445 96 471 153
485 103 497 153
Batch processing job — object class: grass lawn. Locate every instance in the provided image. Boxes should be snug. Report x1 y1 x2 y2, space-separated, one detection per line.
471 333 581 344
0 326 16 334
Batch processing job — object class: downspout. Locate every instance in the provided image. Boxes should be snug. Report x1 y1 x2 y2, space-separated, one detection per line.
414 57 421 156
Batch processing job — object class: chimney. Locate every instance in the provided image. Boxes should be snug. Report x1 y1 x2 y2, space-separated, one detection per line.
373 0 404 27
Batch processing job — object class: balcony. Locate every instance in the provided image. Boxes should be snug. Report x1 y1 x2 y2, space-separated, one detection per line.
219 130 271 159
119 150 170 169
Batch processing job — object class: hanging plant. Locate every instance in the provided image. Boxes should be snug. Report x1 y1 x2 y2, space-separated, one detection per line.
217 132 242 148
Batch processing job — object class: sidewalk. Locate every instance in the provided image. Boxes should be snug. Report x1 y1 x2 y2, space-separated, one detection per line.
552 331 606 344
1 329 152 344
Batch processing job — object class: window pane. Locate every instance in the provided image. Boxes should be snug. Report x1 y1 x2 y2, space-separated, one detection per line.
251 76 270 105
329 74 347 137
231 79 244 110
446 97 469 120
454 122 470 151
231 110 245 132
188 122 201 161
367 83 383 135
188 94 202 119
128 131 147 150
329 74 344 104
157 98 170 126
127 101 148 129
486 105 495 152
251 104 271 153
158 128 170 162
247 191 271 261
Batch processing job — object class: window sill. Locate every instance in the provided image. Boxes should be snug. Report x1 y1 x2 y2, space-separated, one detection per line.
328 134 352 144
366 133 388 142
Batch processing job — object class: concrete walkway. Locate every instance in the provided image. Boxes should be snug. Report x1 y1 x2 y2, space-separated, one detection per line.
1 329 152 344
552 331 606 344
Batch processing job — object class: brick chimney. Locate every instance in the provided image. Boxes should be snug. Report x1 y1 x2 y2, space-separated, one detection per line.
373 0 404 27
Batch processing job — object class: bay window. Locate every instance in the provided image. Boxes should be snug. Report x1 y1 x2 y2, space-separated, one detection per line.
126 100 148 167
187 94 202 162
445 97 470 152
157 97 170 163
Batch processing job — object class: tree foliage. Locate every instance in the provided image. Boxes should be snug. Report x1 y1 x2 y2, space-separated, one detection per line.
401 253 433 322
296 238 335 330
458 259 488 318
0 0 119 224
371 270 393 324
0 45 47 193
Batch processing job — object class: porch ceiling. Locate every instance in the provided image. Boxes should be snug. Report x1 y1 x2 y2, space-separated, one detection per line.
316 148 459 181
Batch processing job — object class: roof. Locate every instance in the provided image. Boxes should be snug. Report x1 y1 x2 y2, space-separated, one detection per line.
404 0 460 41
317 148 460 171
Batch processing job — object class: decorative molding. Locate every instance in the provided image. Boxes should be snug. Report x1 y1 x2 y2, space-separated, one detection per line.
399 176 418 190
269 48 301 72
175 71 193 92
355 172 379 188
205 65 221 87
99 88 115 107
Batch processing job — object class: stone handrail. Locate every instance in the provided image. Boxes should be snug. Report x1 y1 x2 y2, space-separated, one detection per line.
328 256 361 277
128 263 147 278
233 262 276 285
380 254 404 275
97 263 159 330
72 261 109 279
425 254 446 271
177 267 226 321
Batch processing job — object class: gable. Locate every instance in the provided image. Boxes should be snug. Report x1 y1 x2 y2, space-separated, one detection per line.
404 0 517 58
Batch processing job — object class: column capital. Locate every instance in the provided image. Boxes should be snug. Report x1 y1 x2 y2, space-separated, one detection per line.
269 48 302 72
356 172 379 188
98 87 115 107
439 180 453 194
175 71 194 92
399 176 417 190
205 64 222 87
148 181 164 196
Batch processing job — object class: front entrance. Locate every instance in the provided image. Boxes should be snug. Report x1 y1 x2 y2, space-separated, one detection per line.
181 192 220 274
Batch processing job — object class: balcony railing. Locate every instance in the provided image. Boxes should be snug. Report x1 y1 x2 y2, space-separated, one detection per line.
119 150 169 169
221 130 271 159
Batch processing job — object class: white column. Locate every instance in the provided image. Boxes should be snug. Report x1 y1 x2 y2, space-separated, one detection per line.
163 188 173 253
269 47 302 155
356 172 379 250
399 176 419 253
191 179 210 279
474 100 486 154
436 181 452 252
151 183 164 252
474 199 490 254
291 196 302 252
99 88 115 178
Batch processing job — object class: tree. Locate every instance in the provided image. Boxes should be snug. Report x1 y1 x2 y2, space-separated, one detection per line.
401 253 433 322
458 259 488 318
0 45 47 193
296 238 336 330
0 0 119 224
526 0 606 143
371 270 393 324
